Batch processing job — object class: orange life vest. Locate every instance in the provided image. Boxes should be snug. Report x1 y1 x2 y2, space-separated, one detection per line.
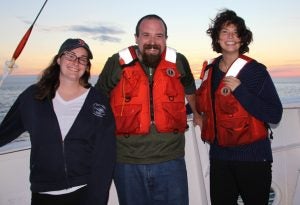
196 55 268 146
110 46 187 135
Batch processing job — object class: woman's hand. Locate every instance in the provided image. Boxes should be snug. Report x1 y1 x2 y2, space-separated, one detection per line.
223 76 241 92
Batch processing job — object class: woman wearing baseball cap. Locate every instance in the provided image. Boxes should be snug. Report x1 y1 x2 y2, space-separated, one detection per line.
0 38 116 205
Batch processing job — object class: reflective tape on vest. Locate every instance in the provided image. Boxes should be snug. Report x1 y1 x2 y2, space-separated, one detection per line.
119 48 134 64
225 58 248 77
165 47 177 63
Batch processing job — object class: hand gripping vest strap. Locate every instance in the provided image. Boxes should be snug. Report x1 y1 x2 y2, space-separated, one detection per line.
219 55 252 96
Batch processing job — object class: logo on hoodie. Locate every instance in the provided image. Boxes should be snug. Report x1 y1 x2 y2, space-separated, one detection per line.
93 103 106 117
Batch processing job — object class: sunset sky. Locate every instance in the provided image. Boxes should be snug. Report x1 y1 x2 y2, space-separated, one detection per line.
0 0 299 79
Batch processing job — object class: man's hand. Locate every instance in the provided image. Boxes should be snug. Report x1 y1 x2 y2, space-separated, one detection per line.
193 112 203 130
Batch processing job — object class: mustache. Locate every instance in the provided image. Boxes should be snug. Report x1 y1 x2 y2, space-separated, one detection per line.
144 44 160 50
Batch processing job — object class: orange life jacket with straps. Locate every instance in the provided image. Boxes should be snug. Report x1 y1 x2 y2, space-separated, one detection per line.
196 55 268 146
110 46 187 135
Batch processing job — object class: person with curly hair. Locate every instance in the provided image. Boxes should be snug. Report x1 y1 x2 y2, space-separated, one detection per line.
196 9 282 205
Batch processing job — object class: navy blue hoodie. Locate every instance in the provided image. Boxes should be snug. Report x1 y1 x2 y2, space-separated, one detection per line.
0 85 116 205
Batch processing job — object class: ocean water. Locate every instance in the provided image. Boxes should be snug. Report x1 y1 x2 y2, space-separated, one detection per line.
0 75 300 153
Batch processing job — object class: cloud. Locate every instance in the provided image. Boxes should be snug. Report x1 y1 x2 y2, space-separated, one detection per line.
69 25 125 43
19 17 126 43
93 35 121 43
21 19 32 25
70 25 125 35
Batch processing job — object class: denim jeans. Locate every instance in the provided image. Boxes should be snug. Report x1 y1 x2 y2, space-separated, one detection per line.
114 158 189 205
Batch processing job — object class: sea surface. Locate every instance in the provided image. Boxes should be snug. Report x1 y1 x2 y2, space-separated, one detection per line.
0 75 300 153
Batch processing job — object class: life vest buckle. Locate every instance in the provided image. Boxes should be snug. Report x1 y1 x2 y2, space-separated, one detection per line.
124 133 130 138
173 128 179 134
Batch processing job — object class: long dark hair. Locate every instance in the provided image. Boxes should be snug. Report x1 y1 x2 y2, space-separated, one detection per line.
35 54 91 100
206 9 253 54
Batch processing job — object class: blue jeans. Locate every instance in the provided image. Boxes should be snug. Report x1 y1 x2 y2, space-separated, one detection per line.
114 158 189 205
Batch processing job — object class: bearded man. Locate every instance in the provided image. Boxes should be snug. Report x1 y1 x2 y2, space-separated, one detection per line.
95 14 201 205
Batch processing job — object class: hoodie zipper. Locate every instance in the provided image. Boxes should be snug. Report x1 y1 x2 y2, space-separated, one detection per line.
49 97 70 188
62 139 70 188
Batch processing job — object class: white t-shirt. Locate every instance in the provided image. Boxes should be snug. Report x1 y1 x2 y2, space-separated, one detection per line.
41 89 90 195
53 89 89 140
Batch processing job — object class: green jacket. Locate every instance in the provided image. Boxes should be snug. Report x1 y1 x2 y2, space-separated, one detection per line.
95 46 196 164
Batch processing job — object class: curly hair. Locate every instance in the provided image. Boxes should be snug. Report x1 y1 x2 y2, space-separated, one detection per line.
35 54 91 100
206 9 253 54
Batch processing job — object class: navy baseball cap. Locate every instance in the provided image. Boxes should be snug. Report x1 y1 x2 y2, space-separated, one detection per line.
58 38 93 59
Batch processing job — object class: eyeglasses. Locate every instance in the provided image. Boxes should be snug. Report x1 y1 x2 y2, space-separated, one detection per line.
62 51 89 66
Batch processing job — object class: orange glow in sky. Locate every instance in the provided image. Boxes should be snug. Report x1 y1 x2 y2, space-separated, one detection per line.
1 0 300 80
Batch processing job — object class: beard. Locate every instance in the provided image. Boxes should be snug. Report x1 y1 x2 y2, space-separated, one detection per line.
141 44 162 68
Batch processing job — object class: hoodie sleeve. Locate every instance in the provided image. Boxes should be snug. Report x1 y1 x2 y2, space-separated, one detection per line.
0 95 26 147
233 61 283 124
